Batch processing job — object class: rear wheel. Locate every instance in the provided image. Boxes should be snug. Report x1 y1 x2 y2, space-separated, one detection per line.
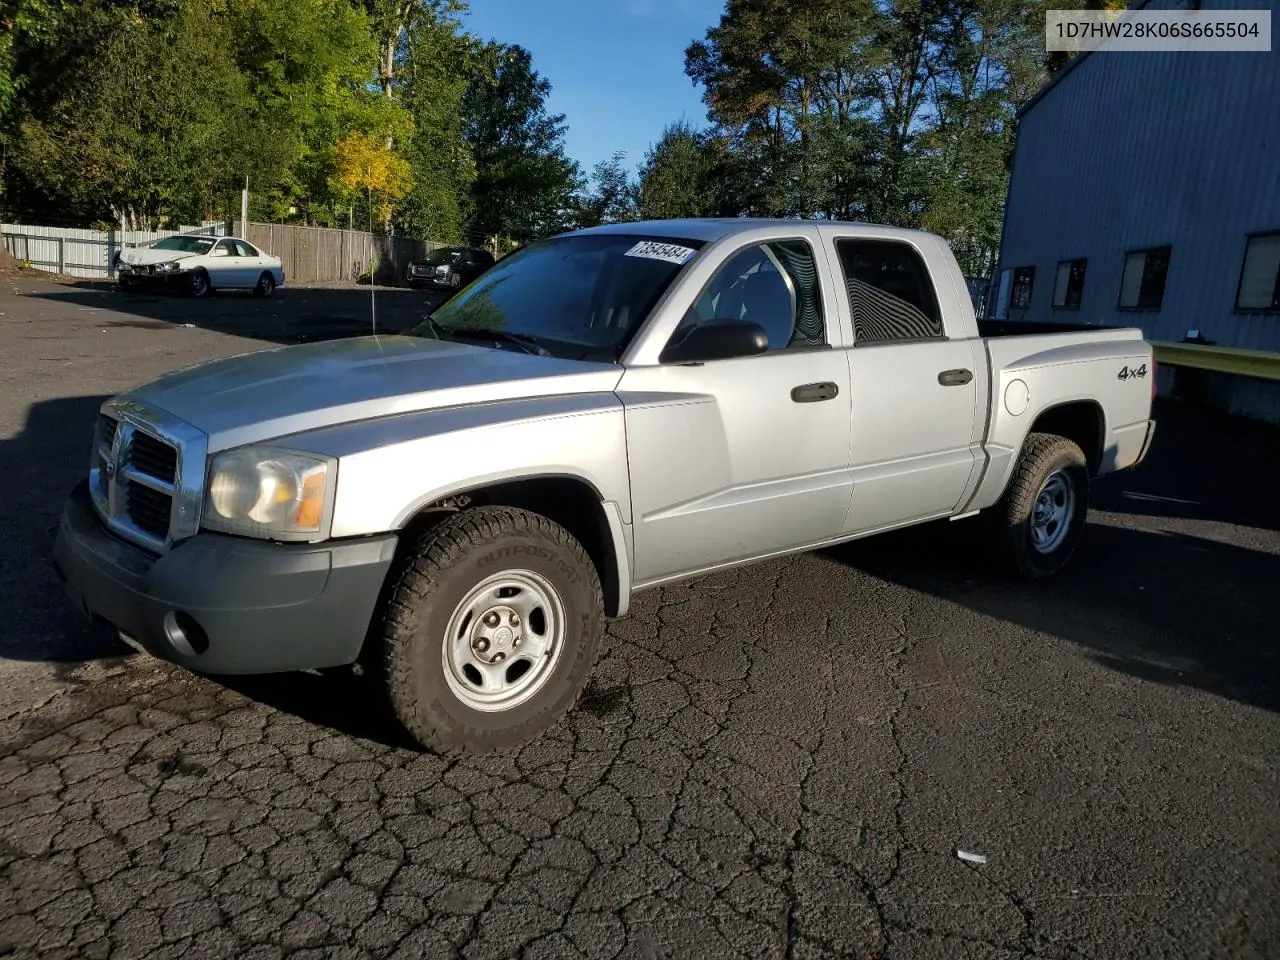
989 432 1089 579
373 506 604 755
254 271 276 298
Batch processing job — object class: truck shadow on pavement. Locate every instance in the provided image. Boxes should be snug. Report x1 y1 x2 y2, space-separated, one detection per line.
1089 399 1280 533
0 393 134 670
826 510 1280 716
25 280 448 346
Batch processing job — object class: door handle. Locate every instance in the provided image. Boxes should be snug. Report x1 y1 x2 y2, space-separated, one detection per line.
937 368 973 386
791 381 839 403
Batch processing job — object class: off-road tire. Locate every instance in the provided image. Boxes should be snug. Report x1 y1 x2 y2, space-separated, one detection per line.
374 506 604 755
990 432 1089 580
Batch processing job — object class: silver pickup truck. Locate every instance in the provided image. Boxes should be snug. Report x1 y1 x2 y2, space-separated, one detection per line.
53 219 1156 754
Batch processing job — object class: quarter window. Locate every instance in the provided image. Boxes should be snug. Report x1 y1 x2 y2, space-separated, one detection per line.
1235 232 1280 311
1052 257 1087 309
677 239 827 350
835 238 944 344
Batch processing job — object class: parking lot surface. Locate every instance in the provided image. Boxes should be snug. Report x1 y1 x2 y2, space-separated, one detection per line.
2 274 1278 959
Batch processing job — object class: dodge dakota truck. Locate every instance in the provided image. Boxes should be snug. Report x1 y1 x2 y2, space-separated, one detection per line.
53 219 1157 754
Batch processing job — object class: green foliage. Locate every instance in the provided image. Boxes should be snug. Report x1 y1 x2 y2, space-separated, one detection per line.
574 151 638 228
9 1 259 227
0 0 555 245
681 0 1056 272
461 42 580 246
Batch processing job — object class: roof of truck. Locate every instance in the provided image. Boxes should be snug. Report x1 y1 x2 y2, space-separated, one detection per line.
561 218 940 245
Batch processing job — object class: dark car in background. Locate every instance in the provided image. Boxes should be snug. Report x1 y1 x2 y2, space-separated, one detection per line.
405 246 495 290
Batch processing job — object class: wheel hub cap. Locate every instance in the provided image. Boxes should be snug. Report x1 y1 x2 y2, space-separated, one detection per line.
443 570 565 712
1030 470 1075 554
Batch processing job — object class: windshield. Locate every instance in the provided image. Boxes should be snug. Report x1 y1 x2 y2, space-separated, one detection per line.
410 233 705 360
421 247 464 265
149 236 216 254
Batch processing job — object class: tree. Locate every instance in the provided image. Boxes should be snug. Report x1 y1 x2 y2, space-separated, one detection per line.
223 0 378 223
575 151 638 228
637 120 727 220
328 129 413 231
685 0 879 218
461 42 579 245
679 0 1053 271
9 0 261 228
396 3 475 241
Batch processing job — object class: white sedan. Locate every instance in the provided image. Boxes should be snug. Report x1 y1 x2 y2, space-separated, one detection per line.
115 234 286 298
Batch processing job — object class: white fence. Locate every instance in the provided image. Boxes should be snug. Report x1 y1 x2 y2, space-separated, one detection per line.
1 221 231 279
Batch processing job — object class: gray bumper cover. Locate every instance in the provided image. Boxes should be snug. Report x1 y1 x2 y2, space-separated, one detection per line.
52 479 397 675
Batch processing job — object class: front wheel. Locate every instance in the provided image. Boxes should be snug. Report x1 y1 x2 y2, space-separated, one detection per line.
189 269 212 298
989 432 1089 580
373 506 604 755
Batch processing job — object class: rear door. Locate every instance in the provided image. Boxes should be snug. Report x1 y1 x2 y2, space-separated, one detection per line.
233 240 268 284
830 236 984 533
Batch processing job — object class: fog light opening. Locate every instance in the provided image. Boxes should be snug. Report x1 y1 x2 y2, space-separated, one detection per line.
163 611 210 656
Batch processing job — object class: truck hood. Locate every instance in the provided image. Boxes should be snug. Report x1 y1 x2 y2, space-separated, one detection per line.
120 335 625 452
120 247 202 266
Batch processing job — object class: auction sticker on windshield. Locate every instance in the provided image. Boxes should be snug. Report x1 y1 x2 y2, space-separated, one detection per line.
625 241 698 265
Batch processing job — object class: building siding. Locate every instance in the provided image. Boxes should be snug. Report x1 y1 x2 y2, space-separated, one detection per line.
1003 38 1280 348
997 0 1280 420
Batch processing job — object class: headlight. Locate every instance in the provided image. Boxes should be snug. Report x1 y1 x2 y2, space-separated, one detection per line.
202 447 335 540
156 261 181 272
435 264 449 274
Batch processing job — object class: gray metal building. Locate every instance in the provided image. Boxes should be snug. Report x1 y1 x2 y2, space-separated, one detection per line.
993 0 1280 422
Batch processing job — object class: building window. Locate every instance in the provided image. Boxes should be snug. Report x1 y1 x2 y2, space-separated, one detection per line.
1118 246 1172 310
1011 266 1034 309
1235 232 1280 312
1052 258 1087 309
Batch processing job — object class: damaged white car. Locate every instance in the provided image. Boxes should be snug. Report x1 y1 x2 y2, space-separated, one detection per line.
114 234 286 298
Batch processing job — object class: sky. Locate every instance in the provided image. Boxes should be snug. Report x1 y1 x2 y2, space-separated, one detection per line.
459 0 723 178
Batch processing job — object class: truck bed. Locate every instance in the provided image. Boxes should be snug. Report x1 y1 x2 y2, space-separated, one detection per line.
977 319 1119 339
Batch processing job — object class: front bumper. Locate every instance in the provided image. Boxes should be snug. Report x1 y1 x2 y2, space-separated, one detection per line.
52 479 398 675
118 268 191 287
407 272 452 287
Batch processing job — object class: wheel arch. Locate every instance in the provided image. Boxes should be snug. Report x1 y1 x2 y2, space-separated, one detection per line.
1025 399 1106 476
395 473 631 618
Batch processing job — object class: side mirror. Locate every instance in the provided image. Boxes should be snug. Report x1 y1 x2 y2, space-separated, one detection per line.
660 319 770 364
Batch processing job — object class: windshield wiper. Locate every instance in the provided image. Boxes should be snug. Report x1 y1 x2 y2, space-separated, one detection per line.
434 324 552 357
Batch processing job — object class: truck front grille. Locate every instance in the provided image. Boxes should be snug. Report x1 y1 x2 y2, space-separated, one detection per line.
124 481 173 537
127 431 178 480
90 414 183 552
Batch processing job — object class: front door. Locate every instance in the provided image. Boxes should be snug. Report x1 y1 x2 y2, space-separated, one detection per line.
619 236 854 585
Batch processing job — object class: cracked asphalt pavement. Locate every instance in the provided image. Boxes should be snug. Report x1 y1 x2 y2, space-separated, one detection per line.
2 274 1279 958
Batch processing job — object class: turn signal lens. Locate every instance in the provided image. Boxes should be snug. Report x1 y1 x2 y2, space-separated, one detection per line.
294 470 326 529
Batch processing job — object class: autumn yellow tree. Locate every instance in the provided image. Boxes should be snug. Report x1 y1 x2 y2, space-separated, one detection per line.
328 130 413 233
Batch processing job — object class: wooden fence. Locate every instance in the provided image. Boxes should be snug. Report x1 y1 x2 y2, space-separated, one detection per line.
236 222 442 285
0 220 442 285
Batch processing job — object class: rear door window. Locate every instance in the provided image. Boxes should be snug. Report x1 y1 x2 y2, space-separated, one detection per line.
835 239 946 345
